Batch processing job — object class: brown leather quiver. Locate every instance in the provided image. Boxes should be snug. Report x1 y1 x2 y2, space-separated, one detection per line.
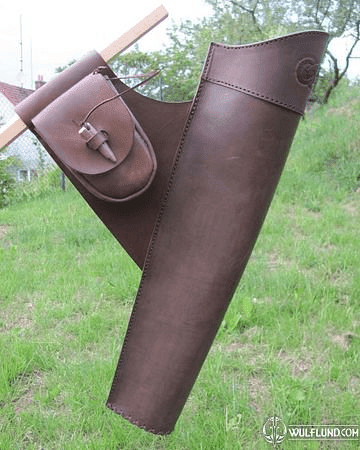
15 31 328 435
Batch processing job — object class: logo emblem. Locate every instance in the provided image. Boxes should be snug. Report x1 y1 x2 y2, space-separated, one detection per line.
296 58 318 88
263 416 287 446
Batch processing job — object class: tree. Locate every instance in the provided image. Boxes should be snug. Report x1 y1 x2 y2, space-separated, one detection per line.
110 17 248 102
110 29 212 102
205 0 360 104
110 45 165 99
107 1 360 104
55 59 77 73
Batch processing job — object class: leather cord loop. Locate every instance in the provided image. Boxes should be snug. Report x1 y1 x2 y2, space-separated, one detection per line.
81 69 160 126
87 129 108 151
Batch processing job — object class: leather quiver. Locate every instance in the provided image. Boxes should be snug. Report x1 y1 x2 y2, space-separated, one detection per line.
14 32 330 436
106 31 330 434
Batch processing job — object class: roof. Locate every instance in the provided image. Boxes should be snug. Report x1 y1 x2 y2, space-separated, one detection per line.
0 81 34 106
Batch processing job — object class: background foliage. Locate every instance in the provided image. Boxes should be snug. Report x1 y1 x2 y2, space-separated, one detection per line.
0 114 16 208
109 0 360 103
0 147 16 209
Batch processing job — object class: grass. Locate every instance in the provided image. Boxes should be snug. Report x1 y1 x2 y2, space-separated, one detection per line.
0 82 360 449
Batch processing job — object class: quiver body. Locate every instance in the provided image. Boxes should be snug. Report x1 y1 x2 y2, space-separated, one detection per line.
15 31 328 435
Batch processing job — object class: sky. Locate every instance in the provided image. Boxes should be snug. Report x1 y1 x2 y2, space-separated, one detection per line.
0 0 359 90
0 0 213 88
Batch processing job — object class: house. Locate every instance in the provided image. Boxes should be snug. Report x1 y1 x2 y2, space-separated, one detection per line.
0 76 54 181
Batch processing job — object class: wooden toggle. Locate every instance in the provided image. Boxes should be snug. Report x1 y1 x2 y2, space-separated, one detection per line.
79 122 117 163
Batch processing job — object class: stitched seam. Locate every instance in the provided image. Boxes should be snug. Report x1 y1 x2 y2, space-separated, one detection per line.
201 32 326 114
202 43 215 79
79 128 156 202
204 76 302 114
107 50 211 403
107 402 172 435
211 31 326 50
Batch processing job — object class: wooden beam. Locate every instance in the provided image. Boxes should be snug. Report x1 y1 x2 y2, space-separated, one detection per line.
0 115 27 150
0 5 168 150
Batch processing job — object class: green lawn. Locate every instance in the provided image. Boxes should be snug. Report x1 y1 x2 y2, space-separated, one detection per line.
0 83 359 449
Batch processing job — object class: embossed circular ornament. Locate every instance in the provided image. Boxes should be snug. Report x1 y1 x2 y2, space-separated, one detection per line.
296 58 318 87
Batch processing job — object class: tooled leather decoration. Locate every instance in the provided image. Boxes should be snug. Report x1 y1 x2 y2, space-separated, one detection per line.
296 57 318 87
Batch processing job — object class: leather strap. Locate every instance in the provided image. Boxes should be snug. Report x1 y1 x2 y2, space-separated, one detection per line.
16 51 107 126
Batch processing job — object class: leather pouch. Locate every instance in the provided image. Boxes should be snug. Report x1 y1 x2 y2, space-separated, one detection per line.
31 69 157 202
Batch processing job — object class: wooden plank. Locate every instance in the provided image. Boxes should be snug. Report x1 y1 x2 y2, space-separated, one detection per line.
0 115 27 149
0 5 168 150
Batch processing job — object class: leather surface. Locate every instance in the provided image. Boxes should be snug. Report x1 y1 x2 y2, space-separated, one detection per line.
33 73 135 174
203 32 324 114
16 62 192 265
16 51 106 124
31 72 157 202
15 31 329 435
106 31 329 434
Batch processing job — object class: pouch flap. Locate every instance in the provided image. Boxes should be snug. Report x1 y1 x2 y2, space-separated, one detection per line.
32 72 134 175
